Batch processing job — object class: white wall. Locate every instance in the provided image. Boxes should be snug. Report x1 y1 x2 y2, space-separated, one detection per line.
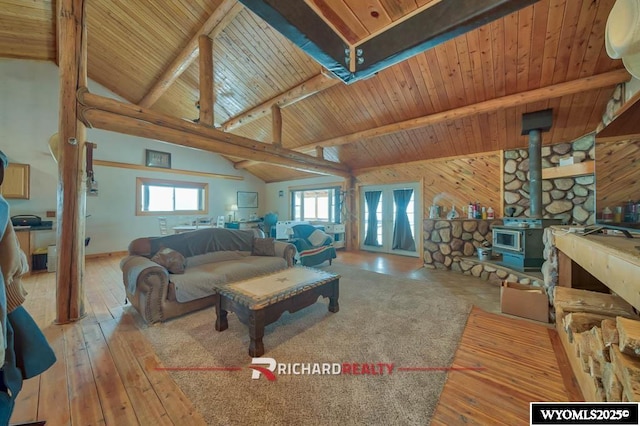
0 58 265 254
265 175 345 221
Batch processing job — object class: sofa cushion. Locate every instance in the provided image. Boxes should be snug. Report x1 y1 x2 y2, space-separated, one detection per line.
171 256 287 302
252 237 275 256
186 251 248 267
151 248 186 274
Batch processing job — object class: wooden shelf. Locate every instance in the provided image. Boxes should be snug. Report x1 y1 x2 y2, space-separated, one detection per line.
541 161 594 179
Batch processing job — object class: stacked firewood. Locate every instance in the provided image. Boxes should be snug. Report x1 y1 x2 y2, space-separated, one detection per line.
554 286 640 402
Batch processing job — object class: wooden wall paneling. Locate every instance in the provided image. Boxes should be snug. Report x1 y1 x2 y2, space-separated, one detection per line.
595 138 640 209
515 4 533 94
562 91 595 142
405 56 437 114
527 0 550 90
414 54 443 112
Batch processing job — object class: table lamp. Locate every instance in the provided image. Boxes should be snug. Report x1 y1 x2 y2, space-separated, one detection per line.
229 204 238 222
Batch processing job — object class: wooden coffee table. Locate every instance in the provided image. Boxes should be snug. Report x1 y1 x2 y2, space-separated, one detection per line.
214 267 340 357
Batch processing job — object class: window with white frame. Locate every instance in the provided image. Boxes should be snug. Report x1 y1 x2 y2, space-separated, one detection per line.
136 177 208 216
290 186 341 222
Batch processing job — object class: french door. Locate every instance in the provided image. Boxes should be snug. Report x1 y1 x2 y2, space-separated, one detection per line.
359 182 421 257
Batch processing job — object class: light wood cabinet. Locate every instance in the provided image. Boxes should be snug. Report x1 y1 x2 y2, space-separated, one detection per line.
1 163 30 199
15 230 32 256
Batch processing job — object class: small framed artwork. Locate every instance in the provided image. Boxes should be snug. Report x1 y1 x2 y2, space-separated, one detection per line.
237 191 258 208
145 149 171 169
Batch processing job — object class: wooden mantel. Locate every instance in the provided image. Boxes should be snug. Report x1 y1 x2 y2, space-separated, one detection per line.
554 230 640 311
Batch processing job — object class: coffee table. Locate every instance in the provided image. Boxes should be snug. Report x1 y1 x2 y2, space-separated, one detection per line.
214 267 340 357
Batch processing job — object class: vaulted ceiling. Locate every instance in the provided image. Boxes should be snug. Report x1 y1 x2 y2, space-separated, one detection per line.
0 0 629 182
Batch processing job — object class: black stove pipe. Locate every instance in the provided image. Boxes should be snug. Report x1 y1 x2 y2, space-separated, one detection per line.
528 129 542 218
521 109 553 219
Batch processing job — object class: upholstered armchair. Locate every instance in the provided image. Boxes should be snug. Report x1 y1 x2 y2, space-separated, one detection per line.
290 224 337 267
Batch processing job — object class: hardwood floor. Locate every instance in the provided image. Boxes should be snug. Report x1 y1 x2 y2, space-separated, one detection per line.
11 251 575 425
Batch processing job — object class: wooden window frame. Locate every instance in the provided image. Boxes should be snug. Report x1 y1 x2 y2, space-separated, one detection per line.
135 177 208 216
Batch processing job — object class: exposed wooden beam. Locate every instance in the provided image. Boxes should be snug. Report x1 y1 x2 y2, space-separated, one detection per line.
300 69 631 152
198 35 214 127
57 0 87 323
271 104 282 147
77 91 351 178
138 0 241 108
94 160 243 180
222 71 340 131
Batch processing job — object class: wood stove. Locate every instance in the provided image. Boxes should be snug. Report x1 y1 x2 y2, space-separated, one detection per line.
492 218 562 271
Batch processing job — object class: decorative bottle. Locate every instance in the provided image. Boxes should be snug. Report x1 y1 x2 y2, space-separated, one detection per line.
487 206 495 219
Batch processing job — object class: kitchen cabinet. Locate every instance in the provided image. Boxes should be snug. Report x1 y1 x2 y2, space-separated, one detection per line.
1 163 30 199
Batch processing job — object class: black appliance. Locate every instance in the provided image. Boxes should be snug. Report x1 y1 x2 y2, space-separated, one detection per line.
11 215 42 227
492 218 562 271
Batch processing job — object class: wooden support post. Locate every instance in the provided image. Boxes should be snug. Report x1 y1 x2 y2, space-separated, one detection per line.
315 146 324 159
198 35 214 127
345 177 356 251
271 104 282 147
57 0 87 323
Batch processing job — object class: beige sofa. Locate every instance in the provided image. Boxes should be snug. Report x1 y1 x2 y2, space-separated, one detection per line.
120 227 296 323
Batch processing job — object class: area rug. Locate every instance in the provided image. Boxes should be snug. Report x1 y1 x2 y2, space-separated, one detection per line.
139 264 472 425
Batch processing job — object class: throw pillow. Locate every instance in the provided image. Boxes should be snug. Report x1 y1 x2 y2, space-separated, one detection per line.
307 229 329 247
252 237 275 256
151 247 186 274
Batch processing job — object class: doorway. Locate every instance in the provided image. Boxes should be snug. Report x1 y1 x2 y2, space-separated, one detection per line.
359 182 421 257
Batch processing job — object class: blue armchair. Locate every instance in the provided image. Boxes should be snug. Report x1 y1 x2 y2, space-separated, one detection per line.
290 224 337 267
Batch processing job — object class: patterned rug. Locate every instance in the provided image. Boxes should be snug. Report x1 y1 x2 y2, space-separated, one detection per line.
139 264 472 425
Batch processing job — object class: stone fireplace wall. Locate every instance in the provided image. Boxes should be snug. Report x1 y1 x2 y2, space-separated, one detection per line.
503 134 596 226
423 219 502 269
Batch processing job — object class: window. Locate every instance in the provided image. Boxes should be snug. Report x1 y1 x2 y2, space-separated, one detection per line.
136 177 208 216
291 186 341 222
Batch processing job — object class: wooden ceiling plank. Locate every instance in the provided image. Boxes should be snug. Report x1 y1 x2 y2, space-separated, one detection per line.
222 72 340 131
305 0 367 44
515 4 533 93
578 0 616 79
564 0 598 82
455 34 478 106
502 9 519 96
490 17 506 97
538 0 565 87
551 0 581 85
138 0 241 108
301 69 630 151
406 56 437 114
465 29 488 104
343 0 392 34
526 0 549 90
475 23 496 100
421 49 451 111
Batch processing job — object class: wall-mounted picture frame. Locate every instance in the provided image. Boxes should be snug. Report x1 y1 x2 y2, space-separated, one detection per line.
237 191 258 208
145 149 171 169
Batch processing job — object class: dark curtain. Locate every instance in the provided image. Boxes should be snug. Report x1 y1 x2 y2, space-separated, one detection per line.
392 189 416 251
364 191 382 246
